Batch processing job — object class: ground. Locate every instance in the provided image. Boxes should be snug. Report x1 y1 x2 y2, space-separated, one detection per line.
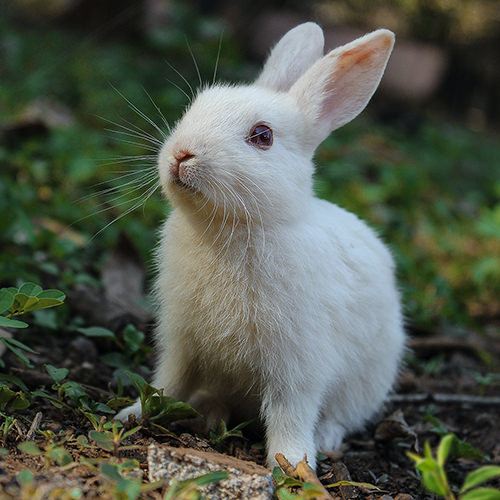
1 315 500 499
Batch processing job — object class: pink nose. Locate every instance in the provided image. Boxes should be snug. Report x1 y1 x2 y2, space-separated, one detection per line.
170 150 194 179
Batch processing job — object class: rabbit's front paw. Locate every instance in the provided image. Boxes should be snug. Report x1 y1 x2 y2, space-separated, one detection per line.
115 400 142 423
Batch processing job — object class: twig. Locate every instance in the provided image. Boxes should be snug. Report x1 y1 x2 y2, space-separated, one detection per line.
275 453 296 477
275 453 334 500
26 411 43 440
389 393 500 405
328 462 360 500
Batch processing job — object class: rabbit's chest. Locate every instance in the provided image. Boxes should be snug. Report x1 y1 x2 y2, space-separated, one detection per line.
176 257 274 336
163 246 289 364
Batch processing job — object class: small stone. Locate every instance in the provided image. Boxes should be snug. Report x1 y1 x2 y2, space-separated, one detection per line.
394 494 414 500
147 444 273 499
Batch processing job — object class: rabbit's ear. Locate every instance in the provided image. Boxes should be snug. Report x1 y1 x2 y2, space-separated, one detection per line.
290 29 394 145
255 22 324 92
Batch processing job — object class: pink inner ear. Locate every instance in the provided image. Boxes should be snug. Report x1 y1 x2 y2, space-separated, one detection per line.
319 33 393 121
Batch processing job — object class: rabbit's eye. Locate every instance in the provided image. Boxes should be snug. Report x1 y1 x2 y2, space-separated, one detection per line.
247 124 273 149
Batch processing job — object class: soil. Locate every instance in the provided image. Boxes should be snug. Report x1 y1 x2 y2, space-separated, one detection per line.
1 321 500 499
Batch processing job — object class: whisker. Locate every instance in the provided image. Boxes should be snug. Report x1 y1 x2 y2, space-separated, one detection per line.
110 137 160 153
89 181 159 241
117 114 164 144
98 115 162 146
199 181 220 241
185 36 203 88
211 180 241 263
83 165 157 191
230 173 266 256
141 181 160 215
96 165 157 177
210 188 231 251
164 59 195 100
104 127 163 148
141 86 172 133
109 82 167 140
73 175 159 226
77 170 157 202
95 157 157 169
233 171 272 205
166 77 192 103
213 30 224 85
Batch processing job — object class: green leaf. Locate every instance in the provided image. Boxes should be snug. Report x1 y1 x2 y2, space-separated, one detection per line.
100 463 122 481
106 396 135 410
123 325 144 353
100 352 130 369
59 381 88 405
407 451 423 464
48 446 73 466
272 466 287 485
17 469 34 485
461 466 500 493
76 435 89 447
415 457 441 474
37 289 66 301
25 297 64 312
10 293 32 313
125 371 157 408
0 385 30 410
189 471 228 486
116 477 141 500
45 364 69 384
325 480 380 490
454 438 486 460
0 289 15 315
1 338 33 366
118 459 140 471
437 433 456 466
89 430 114 452
303 482 325 497
421 470 448 497
78 326 116 339
18 441 42 455
163 472 228 500
461 488 500 500
18 283 43 297
3 337 37 353
276 486 302 500
0 373 29 393
68 488 82 499
148 395 200 424
122 425 142 439
424 440 434 460
0 316 29 328
91 402 115 414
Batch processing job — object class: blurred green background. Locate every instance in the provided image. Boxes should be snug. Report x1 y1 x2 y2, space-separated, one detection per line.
1 0 499 336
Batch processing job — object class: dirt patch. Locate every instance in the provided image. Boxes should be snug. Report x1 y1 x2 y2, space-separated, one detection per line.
1 325 499 499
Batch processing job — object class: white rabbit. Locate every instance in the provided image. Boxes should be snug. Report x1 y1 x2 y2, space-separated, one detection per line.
116 22 405 470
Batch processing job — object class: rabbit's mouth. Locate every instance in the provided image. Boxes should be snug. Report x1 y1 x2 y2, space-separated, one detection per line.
173 177 197 193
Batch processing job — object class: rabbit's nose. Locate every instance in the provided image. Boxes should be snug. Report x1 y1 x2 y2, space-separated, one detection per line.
170 150 194 178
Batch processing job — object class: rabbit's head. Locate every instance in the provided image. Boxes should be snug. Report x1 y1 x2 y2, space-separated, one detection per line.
158 23 394 226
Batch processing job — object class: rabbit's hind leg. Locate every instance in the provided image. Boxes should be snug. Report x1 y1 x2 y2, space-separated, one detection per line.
186 388 231 433
314 417 346 454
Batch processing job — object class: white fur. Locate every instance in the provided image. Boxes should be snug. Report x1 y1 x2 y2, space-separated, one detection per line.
255 22 324 92
116 24 405 470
